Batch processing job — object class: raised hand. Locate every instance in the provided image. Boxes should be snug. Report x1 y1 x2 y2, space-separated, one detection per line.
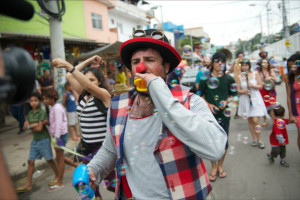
52 58 73 71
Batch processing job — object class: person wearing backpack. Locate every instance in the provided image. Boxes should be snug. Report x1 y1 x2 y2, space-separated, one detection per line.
198 52 237 182
52 55 111 200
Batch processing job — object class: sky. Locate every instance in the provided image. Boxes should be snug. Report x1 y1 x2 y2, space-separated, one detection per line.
141 0 300 46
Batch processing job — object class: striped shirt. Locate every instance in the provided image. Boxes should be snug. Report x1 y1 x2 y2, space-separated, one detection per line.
76 96 107 144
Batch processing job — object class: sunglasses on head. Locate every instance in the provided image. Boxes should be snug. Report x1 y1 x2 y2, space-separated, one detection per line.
214 58 225 63
242 60 249 63
132 29 165 41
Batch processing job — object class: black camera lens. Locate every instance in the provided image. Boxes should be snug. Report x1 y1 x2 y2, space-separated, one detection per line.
2 47 36 104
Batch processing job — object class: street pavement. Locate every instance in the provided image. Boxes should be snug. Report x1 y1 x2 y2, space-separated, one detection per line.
1 83 300 200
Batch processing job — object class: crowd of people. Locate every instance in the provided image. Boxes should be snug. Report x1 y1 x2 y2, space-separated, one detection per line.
12 28 300 200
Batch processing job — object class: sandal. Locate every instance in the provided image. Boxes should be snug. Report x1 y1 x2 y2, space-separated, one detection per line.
48 179 58 186
17 187 32 193
47 184 64 192
208 173 217 182
218 170 227 178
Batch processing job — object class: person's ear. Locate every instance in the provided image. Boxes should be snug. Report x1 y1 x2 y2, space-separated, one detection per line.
164 63 170 74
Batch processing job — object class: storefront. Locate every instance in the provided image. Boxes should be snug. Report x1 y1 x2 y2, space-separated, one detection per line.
0 32 106 79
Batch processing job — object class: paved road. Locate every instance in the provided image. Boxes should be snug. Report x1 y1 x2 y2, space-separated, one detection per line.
11 83 300 199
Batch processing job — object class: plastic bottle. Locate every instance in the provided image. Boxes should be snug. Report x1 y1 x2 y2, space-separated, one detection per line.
73 164 95 200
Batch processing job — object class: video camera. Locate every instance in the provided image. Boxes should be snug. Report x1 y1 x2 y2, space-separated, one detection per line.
0 0 36 105
0 47 36 104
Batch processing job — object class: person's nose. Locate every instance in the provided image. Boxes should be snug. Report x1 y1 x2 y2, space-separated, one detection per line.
136 62 147 73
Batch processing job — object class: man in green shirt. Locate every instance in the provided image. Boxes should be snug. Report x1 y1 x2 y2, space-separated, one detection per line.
198 52 237 182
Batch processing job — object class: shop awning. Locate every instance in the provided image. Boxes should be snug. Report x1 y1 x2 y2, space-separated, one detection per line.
71 41 122 62
0 32 107 46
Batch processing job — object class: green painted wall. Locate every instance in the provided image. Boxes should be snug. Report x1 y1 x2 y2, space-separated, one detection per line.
0 0 86 39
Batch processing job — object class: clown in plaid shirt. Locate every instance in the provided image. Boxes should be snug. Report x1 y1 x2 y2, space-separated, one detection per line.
88 29 227 200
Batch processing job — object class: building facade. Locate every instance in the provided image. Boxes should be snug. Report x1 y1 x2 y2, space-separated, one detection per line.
108 0 152 42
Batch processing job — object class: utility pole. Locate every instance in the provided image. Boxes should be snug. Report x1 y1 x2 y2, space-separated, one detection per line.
266 0 270 44
159 6 164 33
46 0 66 100
259 13 264 43
190 29 194 67
281 0 290 57
281 0 290 39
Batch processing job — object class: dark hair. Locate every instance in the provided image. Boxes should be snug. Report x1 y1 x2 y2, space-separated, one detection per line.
257 58 271 72
287 53 300 85
43 89 59 102
259 50 268 58
64 81 70 89
273 105 285 117
241 59 252 72
83 67 109 91
30 92 42 101
210 52 226 73
236 51 244 58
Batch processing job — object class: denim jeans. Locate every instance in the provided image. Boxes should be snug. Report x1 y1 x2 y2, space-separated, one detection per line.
10 104 25 132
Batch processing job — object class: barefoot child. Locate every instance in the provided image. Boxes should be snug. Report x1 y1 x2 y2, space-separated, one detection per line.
63 82 79 141
17 92 58 193
43 89 68 192
267 105 292 167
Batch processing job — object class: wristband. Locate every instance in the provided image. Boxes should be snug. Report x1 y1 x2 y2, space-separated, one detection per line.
69 67 76 73
27 125 31 130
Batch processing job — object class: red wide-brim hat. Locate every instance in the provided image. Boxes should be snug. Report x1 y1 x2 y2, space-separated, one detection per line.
120 31 181 74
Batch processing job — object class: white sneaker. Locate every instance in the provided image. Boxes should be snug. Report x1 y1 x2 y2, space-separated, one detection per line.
258 141 265 149
251 141 258 146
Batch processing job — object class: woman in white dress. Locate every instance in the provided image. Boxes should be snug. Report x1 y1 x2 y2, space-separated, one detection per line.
237 59 269 149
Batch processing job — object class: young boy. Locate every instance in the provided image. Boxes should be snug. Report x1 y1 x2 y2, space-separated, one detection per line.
63 82 79 141
17 92 58 193
267 105 291 167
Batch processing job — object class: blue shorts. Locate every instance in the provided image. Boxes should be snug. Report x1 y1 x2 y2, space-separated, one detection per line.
29 138 53 161
60 133 69 146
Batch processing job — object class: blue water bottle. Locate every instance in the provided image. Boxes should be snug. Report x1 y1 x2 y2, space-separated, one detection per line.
73 164 95 200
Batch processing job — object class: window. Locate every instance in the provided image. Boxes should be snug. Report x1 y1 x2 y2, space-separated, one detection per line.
117 22 123 34
91 13 102 30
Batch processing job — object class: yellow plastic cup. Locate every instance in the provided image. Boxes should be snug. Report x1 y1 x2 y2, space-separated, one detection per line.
134 78 148 92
